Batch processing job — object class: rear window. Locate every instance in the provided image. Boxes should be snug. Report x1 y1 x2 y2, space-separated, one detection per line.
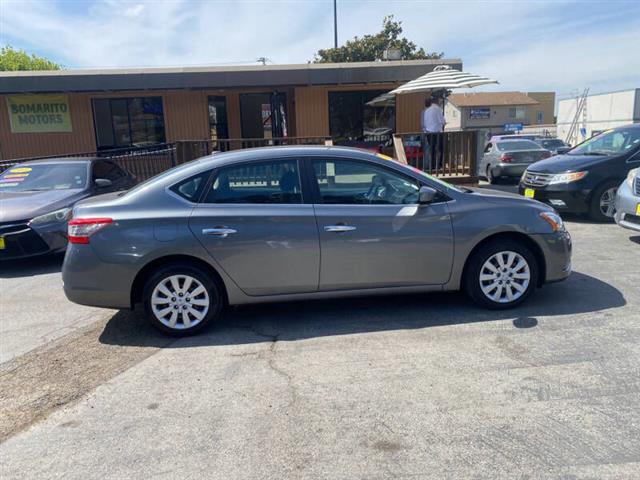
497 140 540 151
540 139 565 149
169 171 211 202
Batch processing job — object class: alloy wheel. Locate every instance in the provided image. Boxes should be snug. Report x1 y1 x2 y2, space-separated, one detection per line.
151 274 210 330
599 187 617 218
479 251 531 304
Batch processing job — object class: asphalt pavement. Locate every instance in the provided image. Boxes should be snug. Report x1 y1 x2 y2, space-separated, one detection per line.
1 184 639 479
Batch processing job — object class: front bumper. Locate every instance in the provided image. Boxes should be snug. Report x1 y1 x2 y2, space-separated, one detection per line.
518 183 589 213
531 229 572 284
0 220 67 261
614 181 640 232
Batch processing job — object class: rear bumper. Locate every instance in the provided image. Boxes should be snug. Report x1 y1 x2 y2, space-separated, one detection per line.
62 244 135 309
531 230 572 284
518 184 589 213
492 163 528 178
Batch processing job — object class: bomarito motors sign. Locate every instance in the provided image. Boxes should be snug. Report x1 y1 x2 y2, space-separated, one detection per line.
7 94 73 133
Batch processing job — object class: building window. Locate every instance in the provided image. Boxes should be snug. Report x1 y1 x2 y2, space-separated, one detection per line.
92 97 165 150
208 96 229 148
536 111 544 124
508 106 526 120
329 90 395 144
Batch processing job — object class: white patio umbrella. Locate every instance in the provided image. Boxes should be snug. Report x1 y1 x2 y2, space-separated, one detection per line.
389 65 498 95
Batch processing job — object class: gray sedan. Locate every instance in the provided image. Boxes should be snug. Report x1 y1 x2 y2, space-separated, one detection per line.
480 139 551 184
62 146 572 335
614 167 640 232
0 158 135 260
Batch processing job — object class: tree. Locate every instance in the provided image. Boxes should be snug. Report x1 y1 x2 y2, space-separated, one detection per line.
0 46 61 71
314 15 442 63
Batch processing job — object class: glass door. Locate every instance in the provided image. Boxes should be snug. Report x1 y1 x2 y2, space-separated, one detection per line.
239 92 288 141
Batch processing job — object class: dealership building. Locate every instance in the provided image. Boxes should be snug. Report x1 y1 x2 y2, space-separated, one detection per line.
0 59 462 160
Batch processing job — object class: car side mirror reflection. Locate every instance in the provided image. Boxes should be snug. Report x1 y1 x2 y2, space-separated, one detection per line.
418 186 437 204
94 178 112 188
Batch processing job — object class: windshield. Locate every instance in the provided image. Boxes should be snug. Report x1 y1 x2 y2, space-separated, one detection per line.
569 128 640 156
497 140 540 151
0 163 88 192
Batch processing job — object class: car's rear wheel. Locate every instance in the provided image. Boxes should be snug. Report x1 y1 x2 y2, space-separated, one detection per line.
143 264 223 335
464 240 539 309
589 181 618 222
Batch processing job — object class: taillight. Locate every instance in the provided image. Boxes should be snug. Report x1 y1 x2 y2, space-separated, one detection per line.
68 218 113 244
542 151 552 158
500 154 513 163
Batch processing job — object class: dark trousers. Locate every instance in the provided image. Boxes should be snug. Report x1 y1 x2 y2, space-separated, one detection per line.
421 132 444 171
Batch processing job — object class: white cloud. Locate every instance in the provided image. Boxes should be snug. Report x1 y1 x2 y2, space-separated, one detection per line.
1 0 638 95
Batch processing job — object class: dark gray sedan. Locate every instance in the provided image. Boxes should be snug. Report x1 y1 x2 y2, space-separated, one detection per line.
480 139 551 184
0 158 135 260
63 146 572 335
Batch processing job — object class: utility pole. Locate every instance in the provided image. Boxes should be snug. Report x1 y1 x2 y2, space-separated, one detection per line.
333 0 338 48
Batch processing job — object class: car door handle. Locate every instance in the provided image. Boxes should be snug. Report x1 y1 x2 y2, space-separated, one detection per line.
324 225 356 233
202 227 237 237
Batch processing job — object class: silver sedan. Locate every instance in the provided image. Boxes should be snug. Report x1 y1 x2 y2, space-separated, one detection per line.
615 167 640 232
62 146 572 335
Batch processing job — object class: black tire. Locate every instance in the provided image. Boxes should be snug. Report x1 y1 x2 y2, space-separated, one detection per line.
464 239 539 310
142 263 224 336
588 180 619 223
487 165 498 184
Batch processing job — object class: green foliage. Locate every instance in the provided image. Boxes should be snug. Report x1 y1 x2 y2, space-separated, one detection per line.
314 15 443 63
0 46 61 71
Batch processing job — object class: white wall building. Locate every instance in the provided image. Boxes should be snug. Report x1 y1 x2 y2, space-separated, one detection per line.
557 88 640 145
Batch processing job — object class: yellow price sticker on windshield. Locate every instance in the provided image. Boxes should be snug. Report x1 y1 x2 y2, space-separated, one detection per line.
9 167 32 173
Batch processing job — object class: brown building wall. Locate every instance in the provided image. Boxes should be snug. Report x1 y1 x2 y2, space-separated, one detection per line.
526 92 556 124
1 83 432 160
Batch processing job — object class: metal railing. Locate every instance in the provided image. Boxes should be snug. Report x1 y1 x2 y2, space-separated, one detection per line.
175 136 332 163
394 130 479 178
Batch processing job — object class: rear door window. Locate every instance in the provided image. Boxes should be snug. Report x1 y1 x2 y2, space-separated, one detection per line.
203 159 302 204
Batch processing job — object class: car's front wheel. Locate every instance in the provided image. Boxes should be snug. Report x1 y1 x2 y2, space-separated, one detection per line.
464 240 539 309
143 264 223 335
589 180 619 222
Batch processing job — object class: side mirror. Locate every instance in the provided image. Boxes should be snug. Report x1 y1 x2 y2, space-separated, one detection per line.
418 186 437 204
556 146 571 155
94 178 112 188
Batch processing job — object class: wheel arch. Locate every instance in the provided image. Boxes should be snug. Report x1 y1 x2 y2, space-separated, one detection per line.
130 254 228 309
461 231 547 288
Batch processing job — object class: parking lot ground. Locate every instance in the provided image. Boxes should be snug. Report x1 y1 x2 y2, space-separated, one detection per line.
1 195 640 478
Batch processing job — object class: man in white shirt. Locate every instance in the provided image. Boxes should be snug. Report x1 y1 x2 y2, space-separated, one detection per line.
420 98 446 170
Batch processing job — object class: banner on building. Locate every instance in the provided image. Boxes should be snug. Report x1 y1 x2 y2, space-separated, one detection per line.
7 94 73 133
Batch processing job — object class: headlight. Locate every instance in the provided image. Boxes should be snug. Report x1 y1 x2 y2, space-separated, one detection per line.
548 171 588 185
627 168 639 188
540 211 564 232
29 208 72 226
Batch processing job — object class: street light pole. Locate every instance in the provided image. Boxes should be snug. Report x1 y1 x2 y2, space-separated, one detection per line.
333 0 338 48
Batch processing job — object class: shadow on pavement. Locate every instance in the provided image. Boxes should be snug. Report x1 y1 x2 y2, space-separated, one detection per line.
99 271 625 349
0 253 64 278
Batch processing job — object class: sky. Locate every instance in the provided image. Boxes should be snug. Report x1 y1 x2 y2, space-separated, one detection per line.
1 0 639 99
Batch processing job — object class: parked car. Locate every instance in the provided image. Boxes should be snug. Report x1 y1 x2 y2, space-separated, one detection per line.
614 167 640 232
534 138 569 155
519 124 640 221
0 158 136 260
480 139 551 184
62 146 572 335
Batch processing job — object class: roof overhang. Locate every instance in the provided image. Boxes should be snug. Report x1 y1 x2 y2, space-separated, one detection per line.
0 59 462 94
